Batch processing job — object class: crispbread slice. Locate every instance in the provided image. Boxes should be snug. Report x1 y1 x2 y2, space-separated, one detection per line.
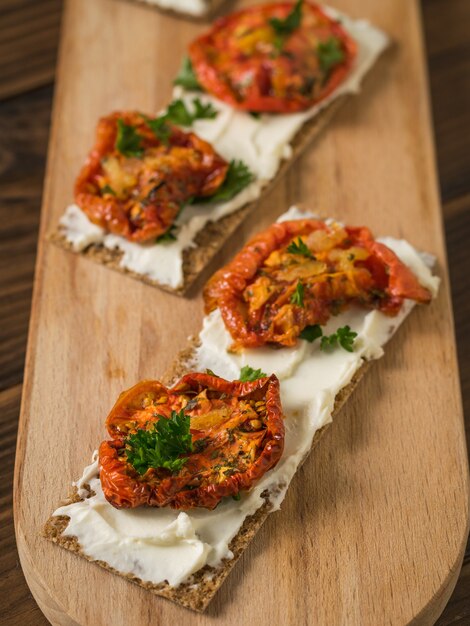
50 97 347 295
43 337 369 612
118 0 232 21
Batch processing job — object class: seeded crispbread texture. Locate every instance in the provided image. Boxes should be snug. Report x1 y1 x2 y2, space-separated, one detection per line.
43 336 369 612
119 0 232 21
50 97 347 295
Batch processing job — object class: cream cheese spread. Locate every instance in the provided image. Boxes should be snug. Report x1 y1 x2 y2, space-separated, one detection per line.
59 11 389 289
53 209 439 589
142 0 209 16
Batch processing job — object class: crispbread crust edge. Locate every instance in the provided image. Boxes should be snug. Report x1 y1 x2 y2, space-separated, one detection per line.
43 338 370 613
50 97 348 295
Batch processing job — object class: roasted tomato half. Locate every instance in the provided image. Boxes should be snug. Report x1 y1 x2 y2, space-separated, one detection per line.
74 111 228 242
188 2 357 113
99 373 284 510
204 219 432 349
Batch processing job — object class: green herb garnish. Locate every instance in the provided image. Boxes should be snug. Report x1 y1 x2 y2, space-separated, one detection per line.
269 0 303 39
147 116 171 144
156 224 178 243
115 118 144 157
193 437 209 453
299 324 323 342
207 160 254 203
286 237 314 258
192 98 218 120
101 184 116 196
165 98 217 126
299 323 357 352
147 98 217 144
239 365 267 382
173 56 202 91
320 325 357 352
205 368 218 377
290 281 305 307
125 409 193 475
317 37 345 78
232 492 241 501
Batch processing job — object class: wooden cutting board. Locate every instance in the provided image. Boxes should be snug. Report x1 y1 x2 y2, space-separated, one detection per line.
13 0 469 624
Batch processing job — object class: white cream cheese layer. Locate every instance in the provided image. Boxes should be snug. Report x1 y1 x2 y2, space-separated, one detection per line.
59 11 388 289
53 211 439 589
142 0 208 16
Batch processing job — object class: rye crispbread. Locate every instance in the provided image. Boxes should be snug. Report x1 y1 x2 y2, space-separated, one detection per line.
43 335 370 612
50 97 347 295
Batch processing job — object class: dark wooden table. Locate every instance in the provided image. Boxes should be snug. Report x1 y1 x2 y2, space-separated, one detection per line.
0 1 468 624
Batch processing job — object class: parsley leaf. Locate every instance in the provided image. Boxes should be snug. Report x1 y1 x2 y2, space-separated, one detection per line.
299 324 323 342
336 325 357 352
287 237 314 258
290 281 305 307
320 334 336 351
165 98 217 126
205 368 219 377
299 323 357 351
317 37 345 78
125 409 193 475
320 325 357 352
166 99 199 126
193 98 218 120
207 160 254 203
173 56 202 91
156 224 177 243
147 99 218 144
147 116 171 144
115 118 144 157
239 365 266 382
101 184 116 196
269 0 303 38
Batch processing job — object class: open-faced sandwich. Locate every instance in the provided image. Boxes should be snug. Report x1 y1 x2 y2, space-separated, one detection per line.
54 1 389 293
45 207 439 612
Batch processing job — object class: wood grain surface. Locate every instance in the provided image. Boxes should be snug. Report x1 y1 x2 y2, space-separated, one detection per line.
0 0 62 100
1 0 469 624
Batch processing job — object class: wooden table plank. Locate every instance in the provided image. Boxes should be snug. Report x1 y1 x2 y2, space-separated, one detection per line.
0 85 53 626
0 383 49 626
0 0 468 624
0 90 51 392
0 0 62 100
422 0 470 201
